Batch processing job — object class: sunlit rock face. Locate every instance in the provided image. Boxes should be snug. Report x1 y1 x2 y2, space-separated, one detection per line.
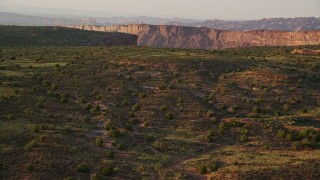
67 24 320 50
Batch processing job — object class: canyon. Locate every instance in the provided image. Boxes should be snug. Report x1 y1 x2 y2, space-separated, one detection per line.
66 24 320 50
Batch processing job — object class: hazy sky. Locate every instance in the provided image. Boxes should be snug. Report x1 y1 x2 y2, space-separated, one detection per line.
1 0 320 19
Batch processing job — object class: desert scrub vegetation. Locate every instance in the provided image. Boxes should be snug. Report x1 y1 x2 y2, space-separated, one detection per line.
101 161 115 176
153 140 169 151
95 136 103 147
145 134 156 142
197 164 208 174
165 112 174 119
24 140 37 151
1 39 320 179
107 128 121 138
76 163 90 173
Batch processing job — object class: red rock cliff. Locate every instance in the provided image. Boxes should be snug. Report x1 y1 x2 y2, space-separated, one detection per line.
66 24 320 49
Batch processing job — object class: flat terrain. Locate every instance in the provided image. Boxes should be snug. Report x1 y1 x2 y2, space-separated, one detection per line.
0 45 320 179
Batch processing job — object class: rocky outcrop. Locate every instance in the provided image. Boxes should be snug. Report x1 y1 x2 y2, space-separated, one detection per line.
66 24 320 50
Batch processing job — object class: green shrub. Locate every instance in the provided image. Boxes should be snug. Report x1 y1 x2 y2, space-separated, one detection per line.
108 129 120 138
90 105 100 114
196 110 201 118
298 128 318 140
153 141 168 151
32 125 40 133
168 84 175 89
102 165 114 176
177 103 183 108
283 104 290 112
205 134 213 143
285 133 294 141
165 112 174 119
227 120 241 128
252 107 261 113
240 126 249 135
24 140 37 151
79 97 87 104
121 99 128 106
39 124 48 130
289 87 295 92
76 163 90 173
145 134 155 142
43 80 51 87
158 84 166 90
24 108 34 116
60 93 70 98
160 105 168 111
207 109 214 117
32 86 38 93
36 101 44 109
210 161 221 172
240 134 248 142
197 164 207 174
6 114 14 120
26 163 34 171
126 75 133 80
219 122 226 131
301 138 314 147
47 91 55 97
301 108 308 113
106 150 115 158
129 111 135 118
60 97 68 104
277 129 286 139
115 142 124 150
132 103 141 111
95 136 103 147
205 130 215 142
51 84 58 90
138 93 146 98
39 135 46 142
83 103 92 110
179 106 183 112
90 173 104 180
104 120 113 130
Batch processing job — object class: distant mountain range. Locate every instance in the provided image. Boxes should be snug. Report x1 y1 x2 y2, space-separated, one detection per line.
1 12 320 31
0 12 102 26
180 17 320 31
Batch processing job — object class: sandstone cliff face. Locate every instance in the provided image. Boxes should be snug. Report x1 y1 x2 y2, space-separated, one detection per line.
66 24 320 50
